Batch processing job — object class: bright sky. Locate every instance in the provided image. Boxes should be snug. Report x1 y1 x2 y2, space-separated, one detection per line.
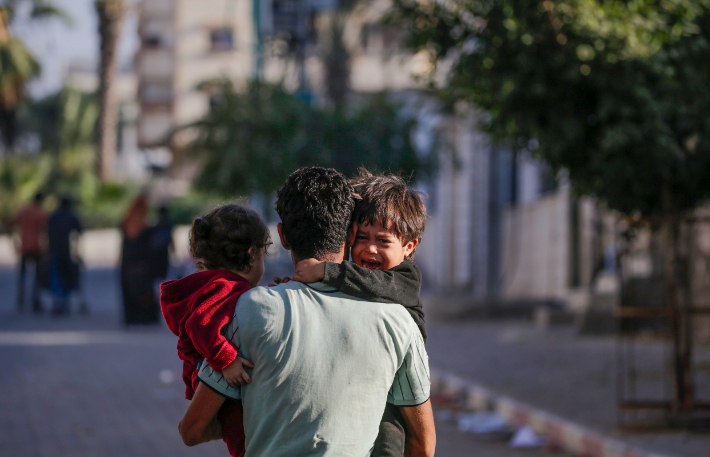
12 0 139 97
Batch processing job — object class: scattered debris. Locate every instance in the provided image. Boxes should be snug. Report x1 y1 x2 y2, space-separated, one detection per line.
510 425 546 448
457 412 516 441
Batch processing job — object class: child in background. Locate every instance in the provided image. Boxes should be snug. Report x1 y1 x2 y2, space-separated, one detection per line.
160 204 270 457
292 169 428 457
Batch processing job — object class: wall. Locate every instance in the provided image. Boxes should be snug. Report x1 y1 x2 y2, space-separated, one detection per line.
499 188 570 303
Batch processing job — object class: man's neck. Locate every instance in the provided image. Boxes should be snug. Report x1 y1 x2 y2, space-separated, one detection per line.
291 249 345 268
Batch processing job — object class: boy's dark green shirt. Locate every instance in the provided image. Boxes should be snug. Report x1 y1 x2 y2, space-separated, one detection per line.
322 259 427 342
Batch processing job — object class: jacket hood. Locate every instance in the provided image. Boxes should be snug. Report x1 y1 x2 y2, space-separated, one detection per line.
160 269 246 336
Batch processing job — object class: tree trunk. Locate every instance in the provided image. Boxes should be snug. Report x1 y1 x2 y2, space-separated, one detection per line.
322 13 350 110
0 107 17 150
661 185 694 413
95 0 123 181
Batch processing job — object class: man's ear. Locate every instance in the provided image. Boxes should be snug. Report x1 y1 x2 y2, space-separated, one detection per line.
277 223 291 251
403 238 418 258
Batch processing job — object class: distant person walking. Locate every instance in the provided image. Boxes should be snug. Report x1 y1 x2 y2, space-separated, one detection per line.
120 194 159 325
8 193 47 313
47 196 82 316
149 206 174 283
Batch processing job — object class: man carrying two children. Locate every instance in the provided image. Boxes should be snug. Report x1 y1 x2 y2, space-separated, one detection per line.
178 167 436 456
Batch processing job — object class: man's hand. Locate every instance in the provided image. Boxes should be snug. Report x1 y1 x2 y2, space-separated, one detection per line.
178 382 226 446
293 259 326 284
222 356 254 388
400 399 436 457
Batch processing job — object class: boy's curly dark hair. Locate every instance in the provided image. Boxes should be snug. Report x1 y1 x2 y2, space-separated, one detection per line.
351 168 427 260
276 166 355 259
189 204 271 273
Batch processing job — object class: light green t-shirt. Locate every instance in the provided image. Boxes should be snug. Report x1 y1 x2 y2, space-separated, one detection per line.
198 281 430 457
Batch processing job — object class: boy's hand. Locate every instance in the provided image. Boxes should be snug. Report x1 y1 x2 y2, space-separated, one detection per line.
222 357 254 388
268 276 291 287
293 259 326 283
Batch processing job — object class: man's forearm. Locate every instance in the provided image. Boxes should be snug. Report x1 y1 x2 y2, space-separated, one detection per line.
178 382 226 446
179 414 222 446
400 400 436 457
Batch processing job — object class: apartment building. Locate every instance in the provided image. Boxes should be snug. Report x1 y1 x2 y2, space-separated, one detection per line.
137 0 258 148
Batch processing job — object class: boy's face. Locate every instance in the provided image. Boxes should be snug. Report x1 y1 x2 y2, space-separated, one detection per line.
351 221 417 270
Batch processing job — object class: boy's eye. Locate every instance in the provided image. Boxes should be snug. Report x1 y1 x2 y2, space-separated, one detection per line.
378 238 391 244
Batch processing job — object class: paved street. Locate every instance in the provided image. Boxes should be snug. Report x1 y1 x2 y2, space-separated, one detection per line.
423 316 710 457
0 265 566 457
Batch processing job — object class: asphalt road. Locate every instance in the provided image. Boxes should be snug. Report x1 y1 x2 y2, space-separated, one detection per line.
0 265 566 457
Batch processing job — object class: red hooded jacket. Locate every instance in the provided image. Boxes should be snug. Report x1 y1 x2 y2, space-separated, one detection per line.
160 270 251 399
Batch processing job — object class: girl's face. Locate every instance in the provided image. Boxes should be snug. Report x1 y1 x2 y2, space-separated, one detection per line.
241 246 266 287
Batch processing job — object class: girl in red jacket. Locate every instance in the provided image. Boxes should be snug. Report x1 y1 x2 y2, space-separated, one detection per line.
160 204 270 457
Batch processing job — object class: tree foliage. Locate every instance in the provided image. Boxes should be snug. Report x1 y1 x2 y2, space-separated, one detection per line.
0 86 132 229
0 0 72 24
182 80 423 198
388 0 710 217
0 1 70 150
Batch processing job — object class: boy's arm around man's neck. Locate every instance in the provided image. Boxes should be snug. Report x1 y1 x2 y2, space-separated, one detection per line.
322 260 427 341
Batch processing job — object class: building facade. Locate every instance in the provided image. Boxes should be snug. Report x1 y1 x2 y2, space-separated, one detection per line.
137 0 259 148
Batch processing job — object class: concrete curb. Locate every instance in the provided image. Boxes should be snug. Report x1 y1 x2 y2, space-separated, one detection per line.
430 370 673 457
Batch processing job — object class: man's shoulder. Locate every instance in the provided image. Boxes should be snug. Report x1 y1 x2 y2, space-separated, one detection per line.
235 284 292 320
238 285 284 308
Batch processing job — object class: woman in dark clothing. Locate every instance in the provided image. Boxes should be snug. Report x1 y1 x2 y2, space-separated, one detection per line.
120 194 159 324
149 206 174 283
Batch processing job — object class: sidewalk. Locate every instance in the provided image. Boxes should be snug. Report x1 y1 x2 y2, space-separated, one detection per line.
422 314 710 457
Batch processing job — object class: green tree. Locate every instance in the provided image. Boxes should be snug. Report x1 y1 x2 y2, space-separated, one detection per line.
1 86 99 223
388 0 710 411
388 0 710 216
0 1 69 150
181 80 422 201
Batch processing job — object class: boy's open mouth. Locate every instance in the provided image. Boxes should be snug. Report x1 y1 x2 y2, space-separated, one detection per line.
361 259 383 270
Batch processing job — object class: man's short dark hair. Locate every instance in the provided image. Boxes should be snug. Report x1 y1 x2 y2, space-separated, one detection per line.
351 169 427 260
276 167 355 259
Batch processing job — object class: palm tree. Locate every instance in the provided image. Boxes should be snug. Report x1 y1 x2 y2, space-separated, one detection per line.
321 13 350 110
0 8 38 150
94 0 124 181
0 0 69 152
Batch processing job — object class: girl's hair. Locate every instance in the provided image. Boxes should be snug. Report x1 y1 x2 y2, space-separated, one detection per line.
189 204 271 273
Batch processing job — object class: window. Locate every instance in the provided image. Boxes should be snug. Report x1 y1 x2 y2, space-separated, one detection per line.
141 82 172 104
210 28 234 51
143 34 162 48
